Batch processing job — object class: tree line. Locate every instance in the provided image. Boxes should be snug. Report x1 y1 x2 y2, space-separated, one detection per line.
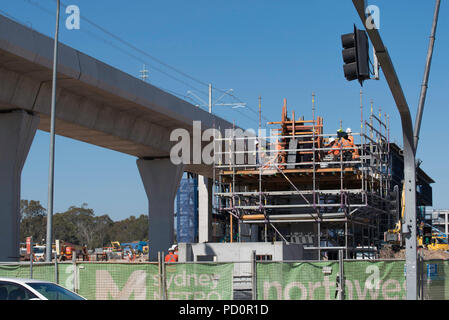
20 200 148 250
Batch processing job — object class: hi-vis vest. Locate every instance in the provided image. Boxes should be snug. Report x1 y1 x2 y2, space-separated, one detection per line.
165 252 177 262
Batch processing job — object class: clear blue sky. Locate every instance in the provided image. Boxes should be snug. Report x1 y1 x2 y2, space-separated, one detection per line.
2 0 448 221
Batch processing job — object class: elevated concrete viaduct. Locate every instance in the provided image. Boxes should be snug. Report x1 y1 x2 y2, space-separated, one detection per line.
0 15 231 261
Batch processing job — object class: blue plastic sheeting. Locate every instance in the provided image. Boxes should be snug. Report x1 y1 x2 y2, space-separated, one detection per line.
176 176 198 243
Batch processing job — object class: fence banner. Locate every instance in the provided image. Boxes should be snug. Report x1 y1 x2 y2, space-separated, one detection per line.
0 263 55 282
422 260 449 300
164 263 234 300
76 262 234 300
343 260 406 300
257 261 339 300
77 263 159 300
1 259 447 300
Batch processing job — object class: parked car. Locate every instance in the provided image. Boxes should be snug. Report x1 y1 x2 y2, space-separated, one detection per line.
0 278 86 300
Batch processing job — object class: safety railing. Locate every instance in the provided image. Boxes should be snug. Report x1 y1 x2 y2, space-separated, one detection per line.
0 253 447 300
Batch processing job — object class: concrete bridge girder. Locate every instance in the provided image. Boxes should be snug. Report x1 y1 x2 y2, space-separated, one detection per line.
0 14 228 261
0 68 173 157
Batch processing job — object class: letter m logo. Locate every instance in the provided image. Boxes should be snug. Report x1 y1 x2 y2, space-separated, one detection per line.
96 270 147 300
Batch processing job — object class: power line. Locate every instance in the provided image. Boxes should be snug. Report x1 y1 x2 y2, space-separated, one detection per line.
54 0 258 111
19 0 261 127
22 0 210 97
54 0 212 89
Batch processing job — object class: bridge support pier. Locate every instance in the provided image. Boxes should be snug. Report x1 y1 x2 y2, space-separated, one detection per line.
137 158 184 261
198 175 212 243
0 110 39 262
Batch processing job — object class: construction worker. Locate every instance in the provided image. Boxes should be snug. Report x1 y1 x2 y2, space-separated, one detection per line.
173 245 179 261
341 128 359 160
337 128 347 140
254 139 259 165
164 245 178 263
327 137 341 157
82 245 89 261
346 128 354 144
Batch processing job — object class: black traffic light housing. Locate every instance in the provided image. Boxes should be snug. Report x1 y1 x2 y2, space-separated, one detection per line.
341 25 370 85
423 226 432 245
389 185 401 221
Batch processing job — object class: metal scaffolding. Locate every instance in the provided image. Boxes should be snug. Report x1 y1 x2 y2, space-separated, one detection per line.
213 98 392 260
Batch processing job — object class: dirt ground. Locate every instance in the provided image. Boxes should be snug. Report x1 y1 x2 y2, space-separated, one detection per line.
379 246 449 260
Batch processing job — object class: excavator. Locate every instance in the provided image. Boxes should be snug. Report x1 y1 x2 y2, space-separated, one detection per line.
384 186 404 250
384 185 449 251
111 241 122 252
418 223 449 251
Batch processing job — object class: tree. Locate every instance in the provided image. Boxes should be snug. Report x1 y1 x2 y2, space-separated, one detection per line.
90 215 114 249
20 200 46 220
20 200 148 250
54 204 96 247
108 214 148 243
20 200 47 243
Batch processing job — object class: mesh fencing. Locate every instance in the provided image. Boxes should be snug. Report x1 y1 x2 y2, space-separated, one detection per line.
164 263 234 300
0 263 55 282
77 262 159 300
256 261 339 300
343 260 406 300
1 259 448 300
421 260 449 300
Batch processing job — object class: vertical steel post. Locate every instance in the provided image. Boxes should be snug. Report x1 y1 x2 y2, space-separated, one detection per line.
54 251 58 284
352 0 418 299
162 251 167 300
251 250 257 300
158 252 162 299
338 249 345 300
46 0 60 262
72 251 77 293
29 237 33 279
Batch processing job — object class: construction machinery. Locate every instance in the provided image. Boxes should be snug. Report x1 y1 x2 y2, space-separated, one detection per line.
384 185 448 252
418 222 449 251
57 240 89 261
105 241 149 260
110 241 122 252
121 241 149 259
384 185 404 250
20 243 57 261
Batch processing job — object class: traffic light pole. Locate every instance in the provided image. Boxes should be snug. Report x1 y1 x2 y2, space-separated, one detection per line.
352 0 418 299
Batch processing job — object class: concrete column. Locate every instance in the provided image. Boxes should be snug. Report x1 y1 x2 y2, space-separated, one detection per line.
198 175 212 243
137 158 184 261
0 110 39 262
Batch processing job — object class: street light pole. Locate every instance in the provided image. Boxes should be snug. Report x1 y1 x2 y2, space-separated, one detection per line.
414 0 441 151
352 0 418 299
46 0 60 262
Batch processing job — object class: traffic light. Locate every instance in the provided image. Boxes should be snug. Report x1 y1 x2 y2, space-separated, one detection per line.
389 185 400 220
341 25 370 85
423 226 432 245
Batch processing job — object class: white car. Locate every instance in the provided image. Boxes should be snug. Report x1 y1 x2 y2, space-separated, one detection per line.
0 277 86 300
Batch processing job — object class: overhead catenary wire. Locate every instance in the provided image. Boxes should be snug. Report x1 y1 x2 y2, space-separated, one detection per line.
52 0 213 90
53 0 265 124
19 0 265 128
22 0 210 99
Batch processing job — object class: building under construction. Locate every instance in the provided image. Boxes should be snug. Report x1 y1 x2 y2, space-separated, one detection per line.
212 97 434 260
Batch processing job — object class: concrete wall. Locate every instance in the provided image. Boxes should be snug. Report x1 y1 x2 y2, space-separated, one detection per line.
178 241 304 299
178 241 304 263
